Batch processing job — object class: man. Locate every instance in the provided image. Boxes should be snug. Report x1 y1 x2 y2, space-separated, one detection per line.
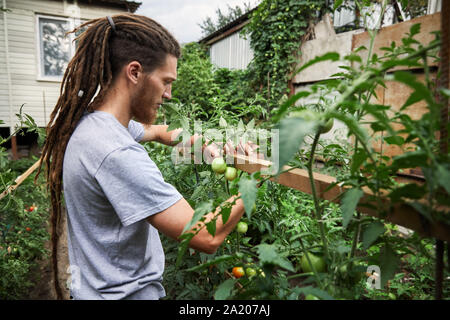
38 14 259 300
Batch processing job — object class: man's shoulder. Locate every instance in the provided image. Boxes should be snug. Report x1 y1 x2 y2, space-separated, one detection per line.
65 112 141 170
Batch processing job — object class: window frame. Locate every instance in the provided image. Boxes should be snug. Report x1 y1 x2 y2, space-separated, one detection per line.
36 14 77 82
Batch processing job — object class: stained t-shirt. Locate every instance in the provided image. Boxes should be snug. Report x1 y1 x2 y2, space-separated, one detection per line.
63 110 183 300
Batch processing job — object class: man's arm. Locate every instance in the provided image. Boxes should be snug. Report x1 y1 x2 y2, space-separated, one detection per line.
147 194 246 254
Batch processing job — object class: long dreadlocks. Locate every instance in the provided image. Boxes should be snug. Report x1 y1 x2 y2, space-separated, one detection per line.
35 13 181 299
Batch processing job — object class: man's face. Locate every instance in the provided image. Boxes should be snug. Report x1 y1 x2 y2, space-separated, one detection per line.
130 54 177 125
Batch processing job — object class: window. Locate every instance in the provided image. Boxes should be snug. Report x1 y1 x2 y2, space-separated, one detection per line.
37 15 77 81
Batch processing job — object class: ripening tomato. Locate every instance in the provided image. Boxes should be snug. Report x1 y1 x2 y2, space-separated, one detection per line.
245 267 257 278
232 266 245 278
236 221 248 234
224 167 237 181
300 252 326 273
211 158 227 174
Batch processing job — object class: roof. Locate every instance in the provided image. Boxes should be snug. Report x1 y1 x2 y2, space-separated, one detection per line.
198 6 257 45
79 0 141 13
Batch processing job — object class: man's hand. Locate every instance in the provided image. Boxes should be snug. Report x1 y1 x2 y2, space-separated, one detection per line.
203 138 265 161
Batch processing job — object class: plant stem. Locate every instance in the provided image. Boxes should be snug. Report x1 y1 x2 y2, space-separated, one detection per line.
307 131 329 260
349 212 361 258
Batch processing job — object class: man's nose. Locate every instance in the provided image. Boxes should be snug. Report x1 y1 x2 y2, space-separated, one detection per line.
163 86 172 100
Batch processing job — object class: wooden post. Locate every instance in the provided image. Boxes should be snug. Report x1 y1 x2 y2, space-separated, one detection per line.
11 134 18 160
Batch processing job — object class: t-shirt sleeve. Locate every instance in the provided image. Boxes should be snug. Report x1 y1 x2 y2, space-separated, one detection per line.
128 120 145 142
95 145 183 226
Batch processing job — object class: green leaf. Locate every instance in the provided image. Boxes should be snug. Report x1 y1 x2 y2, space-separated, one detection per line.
350 148 368 174
238 175 258 219
328 111 369 146
256 243 295 272
384 135 405 146
333 0 344 10
272 91 311 123
340 187 364 228
379 243 400 288
275 117 316 174
362 221 385 249
205 220 216 236
187 254 236 272
389 183 426 202
391 150 428 169
409 23 421 37
181 200 214 234
176 233 194 268
393 71 434 107
294 286 335 300
214 279 236 300
436 165 450 195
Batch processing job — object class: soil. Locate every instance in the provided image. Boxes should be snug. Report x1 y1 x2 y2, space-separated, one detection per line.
27 209 71 300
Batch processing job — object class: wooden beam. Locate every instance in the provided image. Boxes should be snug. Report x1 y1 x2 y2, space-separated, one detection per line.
233 154 450 242
11 135 18 160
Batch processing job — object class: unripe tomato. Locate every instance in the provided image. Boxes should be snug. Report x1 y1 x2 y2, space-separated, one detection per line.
211 158 227 174
236 221 248 234
305 294 320 300
232 266 245 278
224 167 237 181
300 252 326 273
318 118 334 134
245 267 257 278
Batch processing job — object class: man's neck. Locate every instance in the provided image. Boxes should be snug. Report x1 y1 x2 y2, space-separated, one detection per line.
96 85 132 128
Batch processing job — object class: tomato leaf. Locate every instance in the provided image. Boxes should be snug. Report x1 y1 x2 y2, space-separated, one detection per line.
275 117 316 175
293 286 335 300
384 135 405 146
214 279 236 300
238 175 258 219
340 187 364 228
379 243 400 288
181 200 214 234
362 221 385 249
186 254 236 272
255 243 295 272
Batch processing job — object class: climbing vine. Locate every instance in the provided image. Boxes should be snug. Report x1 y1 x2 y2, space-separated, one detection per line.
244 0 329 107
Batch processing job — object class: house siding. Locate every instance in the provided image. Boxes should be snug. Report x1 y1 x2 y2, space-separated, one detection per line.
0 0 128 129
209 31 253 70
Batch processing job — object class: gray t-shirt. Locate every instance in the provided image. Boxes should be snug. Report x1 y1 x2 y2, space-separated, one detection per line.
63 110 183 300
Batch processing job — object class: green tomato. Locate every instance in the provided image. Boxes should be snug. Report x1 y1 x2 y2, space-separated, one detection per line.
224 166 237 181
245 267 257 278
211 157 227 174
236 221 248 234
300 252 326 273
305 294 320 300
318 118 334 134
388 293 397 300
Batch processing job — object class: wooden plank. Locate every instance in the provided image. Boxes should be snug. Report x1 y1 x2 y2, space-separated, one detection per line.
233 154 450 242
352 12 441 70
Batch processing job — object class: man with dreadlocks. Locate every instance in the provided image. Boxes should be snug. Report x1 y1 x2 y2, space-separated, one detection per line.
37 14 258 300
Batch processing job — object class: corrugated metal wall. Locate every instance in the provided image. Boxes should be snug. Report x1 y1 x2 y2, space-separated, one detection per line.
209 31 253 70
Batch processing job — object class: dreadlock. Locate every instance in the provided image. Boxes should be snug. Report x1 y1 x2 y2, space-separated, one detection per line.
35 13 181 299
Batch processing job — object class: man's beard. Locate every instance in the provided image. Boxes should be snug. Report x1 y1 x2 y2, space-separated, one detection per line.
130 83 157 126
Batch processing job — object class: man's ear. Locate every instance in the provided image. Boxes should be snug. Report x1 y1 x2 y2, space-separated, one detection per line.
125 61 143 85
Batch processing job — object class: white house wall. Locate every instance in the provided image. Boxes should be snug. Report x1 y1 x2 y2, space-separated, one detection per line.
209 31 253 70
0 0 127 130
